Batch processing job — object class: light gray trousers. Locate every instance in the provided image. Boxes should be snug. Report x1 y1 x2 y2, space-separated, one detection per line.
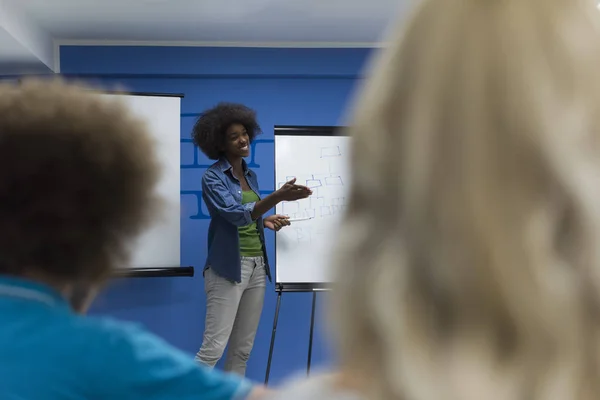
195 256 266 376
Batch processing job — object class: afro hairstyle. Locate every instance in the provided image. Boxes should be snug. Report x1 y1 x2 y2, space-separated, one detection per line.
191 102 262 160
0 78 160 283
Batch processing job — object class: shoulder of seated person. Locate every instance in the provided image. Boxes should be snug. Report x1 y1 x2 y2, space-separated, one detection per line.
70 315 152 349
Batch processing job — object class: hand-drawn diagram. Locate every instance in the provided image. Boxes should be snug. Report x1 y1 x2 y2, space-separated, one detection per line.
321 146 344 187
305 175 322 189
276 142 349 244
281 201 300 216
294 227 312 243
320 146 341 158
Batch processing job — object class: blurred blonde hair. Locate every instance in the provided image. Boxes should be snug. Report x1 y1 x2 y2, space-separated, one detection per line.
332 0 600 399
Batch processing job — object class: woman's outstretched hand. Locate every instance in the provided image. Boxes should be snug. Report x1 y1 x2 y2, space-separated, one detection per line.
274 178 312 201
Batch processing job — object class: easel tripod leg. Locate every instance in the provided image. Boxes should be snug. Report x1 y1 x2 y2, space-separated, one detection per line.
265 290 282 385
307 291 317 376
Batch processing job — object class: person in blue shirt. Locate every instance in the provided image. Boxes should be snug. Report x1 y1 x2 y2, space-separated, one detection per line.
191 103 312 375
0 79 266 400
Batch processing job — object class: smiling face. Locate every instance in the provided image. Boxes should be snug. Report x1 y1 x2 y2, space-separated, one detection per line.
223 123 250 159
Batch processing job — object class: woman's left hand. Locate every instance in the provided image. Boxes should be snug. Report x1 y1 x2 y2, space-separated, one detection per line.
264 214 291 231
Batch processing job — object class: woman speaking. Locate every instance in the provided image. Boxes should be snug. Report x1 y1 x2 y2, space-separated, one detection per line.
192 103 311 376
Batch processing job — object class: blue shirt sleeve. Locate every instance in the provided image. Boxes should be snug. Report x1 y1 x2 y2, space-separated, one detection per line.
96 321 254 400
202 170 256 226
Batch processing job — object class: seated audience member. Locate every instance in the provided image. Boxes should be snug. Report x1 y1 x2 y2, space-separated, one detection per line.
270 0 600 399
0 79 267 400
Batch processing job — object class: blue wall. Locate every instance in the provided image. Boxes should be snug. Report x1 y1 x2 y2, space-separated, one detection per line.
59 45 372 385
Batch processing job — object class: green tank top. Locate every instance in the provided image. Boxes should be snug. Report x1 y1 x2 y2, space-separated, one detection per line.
238 191 263 257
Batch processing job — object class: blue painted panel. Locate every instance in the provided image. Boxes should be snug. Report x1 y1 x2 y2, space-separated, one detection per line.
60 46 373 77
64 47 368 385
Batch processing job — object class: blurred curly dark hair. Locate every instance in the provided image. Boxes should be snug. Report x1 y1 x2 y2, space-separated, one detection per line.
192 102 262 160
0 79 160 283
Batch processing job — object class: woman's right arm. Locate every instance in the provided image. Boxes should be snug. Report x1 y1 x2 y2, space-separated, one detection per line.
202 172 311 226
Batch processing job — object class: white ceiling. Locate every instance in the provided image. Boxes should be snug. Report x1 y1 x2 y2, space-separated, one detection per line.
0 30 34 60
0 0 409 73
19 0 408 43
0 29 50 74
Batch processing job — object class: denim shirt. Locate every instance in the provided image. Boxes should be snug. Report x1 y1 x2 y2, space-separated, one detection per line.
201 157 270 283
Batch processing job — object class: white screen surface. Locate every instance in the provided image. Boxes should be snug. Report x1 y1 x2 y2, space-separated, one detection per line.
275 134 350 284
101 94 181 269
